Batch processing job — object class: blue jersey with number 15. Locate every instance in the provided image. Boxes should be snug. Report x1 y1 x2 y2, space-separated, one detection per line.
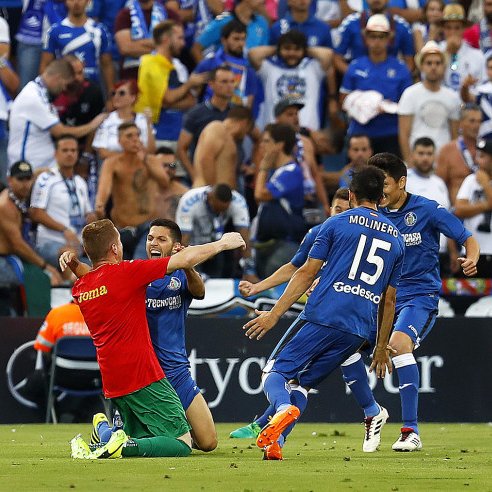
301 207 405 340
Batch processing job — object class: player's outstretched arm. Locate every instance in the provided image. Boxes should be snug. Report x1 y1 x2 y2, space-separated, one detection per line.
239 262 298 297
183 267 205 299
370 285 397 379
59 251 91 278
243 258 323 340
458 236 480 277
167 233 245 273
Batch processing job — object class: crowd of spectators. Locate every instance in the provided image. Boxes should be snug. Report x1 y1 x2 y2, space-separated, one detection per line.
0 0 492 313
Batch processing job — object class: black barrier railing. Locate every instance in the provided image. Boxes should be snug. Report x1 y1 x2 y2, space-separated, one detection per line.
1 317 491 423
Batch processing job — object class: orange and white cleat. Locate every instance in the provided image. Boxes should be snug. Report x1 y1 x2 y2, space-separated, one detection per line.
256 405 300 449
262 441 283 460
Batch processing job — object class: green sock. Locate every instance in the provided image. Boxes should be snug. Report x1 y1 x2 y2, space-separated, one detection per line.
122 437 191 458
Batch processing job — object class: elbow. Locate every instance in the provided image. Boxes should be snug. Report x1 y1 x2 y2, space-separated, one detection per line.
453 207 465 219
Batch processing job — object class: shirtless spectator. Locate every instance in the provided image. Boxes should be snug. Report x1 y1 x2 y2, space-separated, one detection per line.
94 122 170 259
0 161 61 287
176 66 235 183
154 147 189 221
435 103 482 204
193 106 254 189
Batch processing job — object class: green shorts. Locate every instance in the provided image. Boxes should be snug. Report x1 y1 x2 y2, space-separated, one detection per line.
112 378 191 440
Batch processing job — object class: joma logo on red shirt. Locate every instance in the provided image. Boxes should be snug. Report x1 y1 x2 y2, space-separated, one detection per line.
78 285 108 303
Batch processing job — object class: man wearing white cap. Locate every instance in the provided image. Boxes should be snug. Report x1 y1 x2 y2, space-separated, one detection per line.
398 40 461 163
340 14 412 157
335 0 414 74
439 3 486 92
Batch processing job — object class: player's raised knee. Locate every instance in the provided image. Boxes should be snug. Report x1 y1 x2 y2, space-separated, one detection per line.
195 435 218 452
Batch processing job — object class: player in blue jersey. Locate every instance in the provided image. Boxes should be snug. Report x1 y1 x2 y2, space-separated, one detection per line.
370 152 479 451
244 166 405 460
61 218 218 452
230 188 355 439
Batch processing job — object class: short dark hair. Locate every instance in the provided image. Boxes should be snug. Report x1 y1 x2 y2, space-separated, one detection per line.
227 105 253 122
212 183 233 203
349 166 385 204
460 102 481 119
153 20 177 45
149 218 182 243
55 134 78 149
156 146 175 155
413 137 435 149
277 30 308 51
45 58 75 79
368 152 407 181
264 123 297 155
348 134 372 148
210 65 234 81
118 121 139 134
332 187 349 203
221 19 247 39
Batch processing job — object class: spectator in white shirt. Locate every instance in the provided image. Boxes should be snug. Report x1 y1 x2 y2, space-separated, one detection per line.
399 40 460 164
406 136 459 273
92 79 156 161
439 3 486 93
454 138 492 276
7 58 106 171
176 183 255 278
30 134 95 272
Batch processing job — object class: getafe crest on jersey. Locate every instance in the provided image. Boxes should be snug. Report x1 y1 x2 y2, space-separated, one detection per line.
168 277 182 291
404 211 417 226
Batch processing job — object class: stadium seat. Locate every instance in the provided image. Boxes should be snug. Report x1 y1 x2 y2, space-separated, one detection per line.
464 296 492 317
437 297 455 318
0 284 26 316
45 336 109 423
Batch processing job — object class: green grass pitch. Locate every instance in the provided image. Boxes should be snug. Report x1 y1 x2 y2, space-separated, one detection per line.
1 423 491 491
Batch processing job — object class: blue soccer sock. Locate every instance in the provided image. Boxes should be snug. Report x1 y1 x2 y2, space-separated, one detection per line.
97 421 112 444
393 353 419 434
255 404 275 428
341 353 380 418
263 372 292 411
278 384 308 446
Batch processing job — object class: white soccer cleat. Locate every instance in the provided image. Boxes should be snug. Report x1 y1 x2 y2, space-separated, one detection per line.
70 434 91 459
363 406 389 452
392 428 422 451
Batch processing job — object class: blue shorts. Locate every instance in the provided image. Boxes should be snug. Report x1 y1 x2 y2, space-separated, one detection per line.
164 366 201 411
393 293 439 349
36 241 65 268
263 319 366 389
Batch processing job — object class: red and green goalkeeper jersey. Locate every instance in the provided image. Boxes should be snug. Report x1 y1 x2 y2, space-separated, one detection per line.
72 258 170 398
